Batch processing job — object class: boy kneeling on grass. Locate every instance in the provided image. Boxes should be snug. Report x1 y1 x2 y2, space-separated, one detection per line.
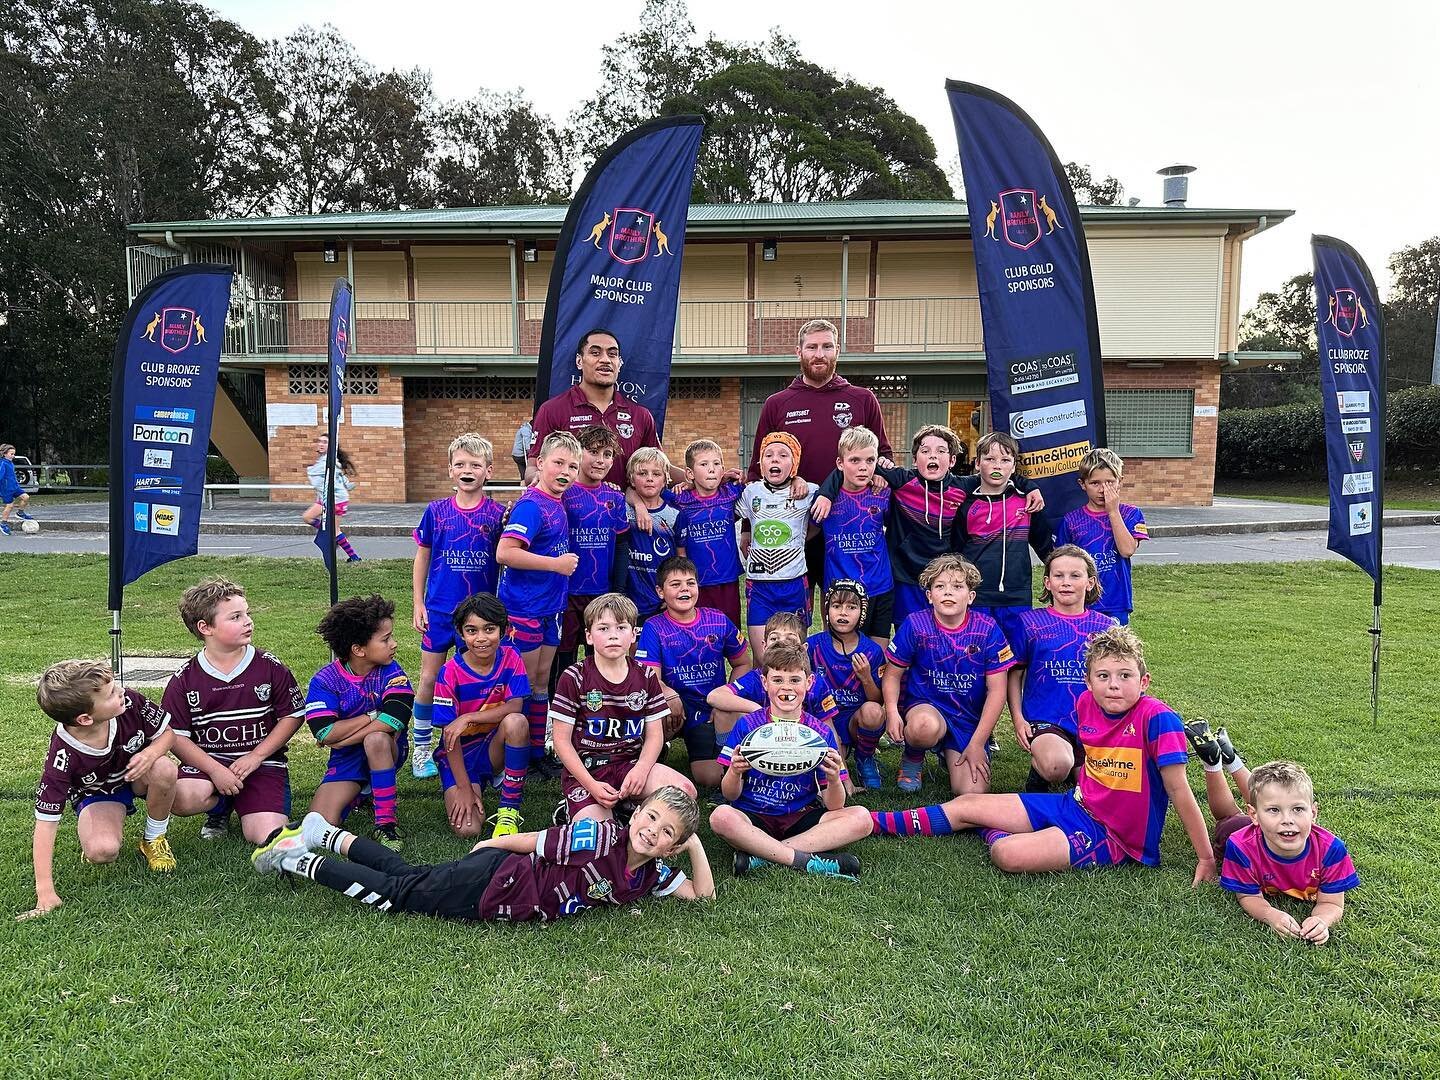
253 786 714 922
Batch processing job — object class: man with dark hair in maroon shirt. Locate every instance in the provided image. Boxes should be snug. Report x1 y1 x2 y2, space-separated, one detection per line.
747 319 894 600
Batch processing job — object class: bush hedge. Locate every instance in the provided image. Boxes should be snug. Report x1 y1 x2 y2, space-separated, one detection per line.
1218 386 1440 478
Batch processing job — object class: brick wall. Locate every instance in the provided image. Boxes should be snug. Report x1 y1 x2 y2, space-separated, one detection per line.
265 364 408 504
1104 360 1219 508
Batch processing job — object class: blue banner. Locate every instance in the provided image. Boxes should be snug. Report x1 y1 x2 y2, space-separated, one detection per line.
534 116 704 434
1314 235 1386 600
108 264 234 610
318 277 352 593
946 82 1106 518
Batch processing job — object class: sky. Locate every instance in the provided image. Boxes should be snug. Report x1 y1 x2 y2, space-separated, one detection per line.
211 0 1440 309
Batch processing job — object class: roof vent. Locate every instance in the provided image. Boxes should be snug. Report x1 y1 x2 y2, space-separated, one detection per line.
1157 164 1196 208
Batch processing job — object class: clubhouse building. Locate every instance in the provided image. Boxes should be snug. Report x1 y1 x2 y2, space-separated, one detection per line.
126 198 1291 506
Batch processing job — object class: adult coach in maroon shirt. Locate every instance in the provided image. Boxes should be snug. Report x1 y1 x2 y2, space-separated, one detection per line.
529 328 662 488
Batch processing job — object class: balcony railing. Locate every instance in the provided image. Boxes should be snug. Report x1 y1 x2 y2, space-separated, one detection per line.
229 296 983 358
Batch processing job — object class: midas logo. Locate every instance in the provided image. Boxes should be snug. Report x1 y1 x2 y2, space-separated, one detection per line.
1084 745 1143 792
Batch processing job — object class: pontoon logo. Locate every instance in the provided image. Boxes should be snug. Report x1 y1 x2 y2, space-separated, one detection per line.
132 423 193 445
1009 400 1088 440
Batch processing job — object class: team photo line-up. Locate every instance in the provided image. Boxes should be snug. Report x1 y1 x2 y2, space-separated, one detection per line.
24 319 1357 942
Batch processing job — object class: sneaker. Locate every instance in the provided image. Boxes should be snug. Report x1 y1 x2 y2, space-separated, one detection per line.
0 523 10 536
986 734 1001 756
551 801 569 827
200 811 230 840
803 851 861 882
346 554 362 563
372 822 403 850
252 821 308 875
855 754 883 791
1215 727 1239 767
491 806 523 838
531 753 563 781
410 741 438 779
1183 718 1223 768
897 756 923 793
16 511 35 521
733 850 766 877
138 834 178 872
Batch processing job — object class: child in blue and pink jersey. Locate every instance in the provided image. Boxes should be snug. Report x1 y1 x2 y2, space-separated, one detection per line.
431 593 532 840
667 439 746 629
818 426 894 643
305 596 415 850
1218 760 1358 944
882 555 1014 796
871 625 1218 888
1053 448 1148 624
952 431 1054 652
635 556 750 789
556 426 631 684
497 431 581 767
410 433 507 779
1007 545 1118 793
624 448 680 624
807 581 887 790
708 611 841 745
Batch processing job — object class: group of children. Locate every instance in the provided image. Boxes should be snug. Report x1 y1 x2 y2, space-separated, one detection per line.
22 426 1356 941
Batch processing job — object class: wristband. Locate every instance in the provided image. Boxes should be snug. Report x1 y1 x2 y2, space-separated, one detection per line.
378 714 405 734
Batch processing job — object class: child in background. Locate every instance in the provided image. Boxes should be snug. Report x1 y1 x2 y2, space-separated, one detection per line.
305 595 414 849
883 555 1013 795
623 448 679 625
496 430 581 771
710 644 872 881
952 431 1053 651
556 425 631 683
738 432 818 657
253 786 716 921
667 439 746 629
551 594 695 825
871 626 1218 888
431 593 532 839
25 661 178 918
0 443 35 535
302 432 361 562
1006 546 1118 793
707 611 841 744
1053 448 1148 624
817 427 893 642
635 556 751 789
410 433 506 779
808 581 888 790
166 577 306 844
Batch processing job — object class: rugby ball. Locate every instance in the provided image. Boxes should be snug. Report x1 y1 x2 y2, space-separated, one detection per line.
20 519 38 535
737 721 828 777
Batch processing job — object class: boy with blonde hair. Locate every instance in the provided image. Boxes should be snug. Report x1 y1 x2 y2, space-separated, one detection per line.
623 447 680 624
25 661 179 918
819 426 894 641
1053 447 1148 624
664 438 746 628
410 432 506 777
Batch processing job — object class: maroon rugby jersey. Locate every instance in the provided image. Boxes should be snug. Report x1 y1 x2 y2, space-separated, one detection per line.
531 385 659 488
162 646 304 766
34 689 169 820
549 657 668 762
478 819 685 922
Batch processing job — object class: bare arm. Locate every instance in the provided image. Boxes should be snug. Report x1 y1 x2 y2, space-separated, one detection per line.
171 734 241 794
673 834 716 901
412 545 432 632
23 819 62 919
496 536 577 575
549 720 595 793
706 685 762 713
1238 892 1302 938
320 714 390 748
1007 667 1032 750
882 662 905 742
728 651 753 680
471 830 544 855
1161 761 1218 887
1107 496 1139 559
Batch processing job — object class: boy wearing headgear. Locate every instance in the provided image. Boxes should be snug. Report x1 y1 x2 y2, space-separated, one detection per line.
738 432 818 657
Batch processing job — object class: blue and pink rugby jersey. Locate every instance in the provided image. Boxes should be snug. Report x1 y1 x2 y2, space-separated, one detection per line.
717 709 846 816
1220 823 1360 901
414 496 507 614
497 487 571 617
1010 607 1118 733
819 485 893 596
635 608 747 723
1054 504 1148 619
885 610 1014 748
667 482 745 586
562 479 629 596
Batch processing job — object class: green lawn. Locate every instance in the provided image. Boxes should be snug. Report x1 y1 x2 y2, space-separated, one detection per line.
2 555 1437 1077
1217 476 1440 511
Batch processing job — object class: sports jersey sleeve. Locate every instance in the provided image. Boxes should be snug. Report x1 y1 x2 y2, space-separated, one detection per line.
131 690 170 738
501 498 543 547
538 817 619 865
1219 837 1263 894
1319 836 1361 893
413 503 437 548
431 661 461 728
814 717 846 788
305 671 342 738
649 860 687 897
1145 708 1189 767
1124 505 1149 543
548 665 583 728
161 677 191 740
983 620 1017 674
809 672 840 725
34 739 72 821
608 485 630 535
884 618 917 669
715 712 762 768
272 661 306 718
724 670 762 703
1052 515 1071 548
721 618 747 663
634 622 662 668
640 668 668 724
502 649 532 699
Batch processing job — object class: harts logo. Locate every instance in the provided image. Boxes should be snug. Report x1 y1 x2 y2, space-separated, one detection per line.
141 307 207 354
588 208 670 265
1324 288 1369 338
990 189 1065 251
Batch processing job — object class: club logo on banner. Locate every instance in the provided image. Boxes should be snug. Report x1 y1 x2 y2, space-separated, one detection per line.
535 116 704 435
1324 287 1369 339
947 82 1106 520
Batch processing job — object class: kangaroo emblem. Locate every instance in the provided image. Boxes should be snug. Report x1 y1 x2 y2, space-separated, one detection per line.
1038 195 1064 234
1354 297 1370 329
985 200 1000 241
653 219 671 256
1325 294 1337 326
193 314 207 344
142 312 161 341
588 212 613 249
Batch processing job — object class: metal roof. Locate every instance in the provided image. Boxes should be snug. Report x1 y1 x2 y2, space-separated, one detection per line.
130 199 1293 240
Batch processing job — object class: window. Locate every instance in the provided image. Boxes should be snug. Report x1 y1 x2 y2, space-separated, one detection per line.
1103 389 1194 457
288 364 380 396
405 377 533 401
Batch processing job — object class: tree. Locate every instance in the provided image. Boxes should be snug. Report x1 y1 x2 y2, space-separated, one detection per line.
1384 237 1439 389
344 66 436 211
433 91 571 206
1064 162 1123 206
1224 273 1320 409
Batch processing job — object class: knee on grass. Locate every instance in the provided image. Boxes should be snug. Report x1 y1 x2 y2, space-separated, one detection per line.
708 804 747 839
81 836 122 864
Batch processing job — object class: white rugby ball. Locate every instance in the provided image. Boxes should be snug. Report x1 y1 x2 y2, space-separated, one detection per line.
20 519 39 534
737 721 828 777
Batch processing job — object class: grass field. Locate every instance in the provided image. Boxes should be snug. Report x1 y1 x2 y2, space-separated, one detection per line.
1217 476 1440 511
2 553 1437 1078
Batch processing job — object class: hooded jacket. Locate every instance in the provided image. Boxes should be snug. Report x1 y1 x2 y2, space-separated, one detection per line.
747 375 893 485
951 478 1054 607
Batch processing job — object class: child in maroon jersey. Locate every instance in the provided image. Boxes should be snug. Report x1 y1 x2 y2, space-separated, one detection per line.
24 661 179 919
253 786 715 922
